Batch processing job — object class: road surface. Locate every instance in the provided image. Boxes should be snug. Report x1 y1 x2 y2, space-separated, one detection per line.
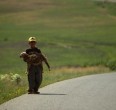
0 73 116 110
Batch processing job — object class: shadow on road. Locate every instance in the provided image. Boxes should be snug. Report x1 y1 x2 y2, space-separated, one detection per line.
40 93 67 95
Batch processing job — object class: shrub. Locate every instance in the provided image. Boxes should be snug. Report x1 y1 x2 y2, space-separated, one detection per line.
0 73 22 85
11 74 22 85
106 59 116 70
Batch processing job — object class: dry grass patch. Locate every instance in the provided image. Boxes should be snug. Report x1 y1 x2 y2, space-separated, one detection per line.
0 0 56 12
42 66 110 87
52 66 110 74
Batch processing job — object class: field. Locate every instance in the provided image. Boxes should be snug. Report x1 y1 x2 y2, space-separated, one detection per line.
0 0 116 104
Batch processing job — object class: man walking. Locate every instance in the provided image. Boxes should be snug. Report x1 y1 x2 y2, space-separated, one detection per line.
24 37 50 94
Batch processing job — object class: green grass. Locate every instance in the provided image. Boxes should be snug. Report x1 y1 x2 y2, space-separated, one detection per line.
0 0 116 104
0 66 110 104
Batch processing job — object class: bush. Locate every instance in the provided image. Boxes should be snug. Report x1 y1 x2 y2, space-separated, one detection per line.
106 59 116 70
0 73 22 85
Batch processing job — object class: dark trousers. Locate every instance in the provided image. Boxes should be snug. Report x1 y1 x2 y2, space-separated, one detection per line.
28 65 43 92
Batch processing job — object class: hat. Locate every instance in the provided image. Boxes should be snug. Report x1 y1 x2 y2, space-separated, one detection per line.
28 37 37 42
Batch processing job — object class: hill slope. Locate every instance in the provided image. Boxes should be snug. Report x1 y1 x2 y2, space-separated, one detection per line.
0 0 116 72
0 0 116 104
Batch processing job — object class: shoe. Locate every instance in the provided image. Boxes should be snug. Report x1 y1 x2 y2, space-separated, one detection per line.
34 91 40 94
28 92 34 94
28 90 35 94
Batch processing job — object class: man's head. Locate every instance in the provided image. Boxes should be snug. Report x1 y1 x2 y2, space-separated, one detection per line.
28 37 36 42
28 37 37 48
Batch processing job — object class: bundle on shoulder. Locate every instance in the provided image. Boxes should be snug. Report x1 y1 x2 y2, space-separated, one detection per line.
20 52 46 65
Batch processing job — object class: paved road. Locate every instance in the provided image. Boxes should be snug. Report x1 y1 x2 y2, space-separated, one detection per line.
0 73 116 110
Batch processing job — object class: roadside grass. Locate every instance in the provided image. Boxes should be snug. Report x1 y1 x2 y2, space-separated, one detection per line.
0 66 110 104
42 66 110 86
0 0 116 104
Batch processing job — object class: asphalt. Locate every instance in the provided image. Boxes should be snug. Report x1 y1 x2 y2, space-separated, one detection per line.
0 73 116 110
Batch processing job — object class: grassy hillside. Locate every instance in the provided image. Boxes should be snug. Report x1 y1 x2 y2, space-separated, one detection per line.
0 0 116 104
0 0 116 73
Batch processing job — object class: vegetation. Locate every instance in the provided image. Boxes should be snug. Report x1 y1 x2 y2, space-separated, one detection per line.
0 0 116 104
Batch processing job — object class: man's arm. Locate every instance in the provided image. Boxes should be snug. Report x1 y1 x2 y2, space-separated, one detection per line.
42 54 50 71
